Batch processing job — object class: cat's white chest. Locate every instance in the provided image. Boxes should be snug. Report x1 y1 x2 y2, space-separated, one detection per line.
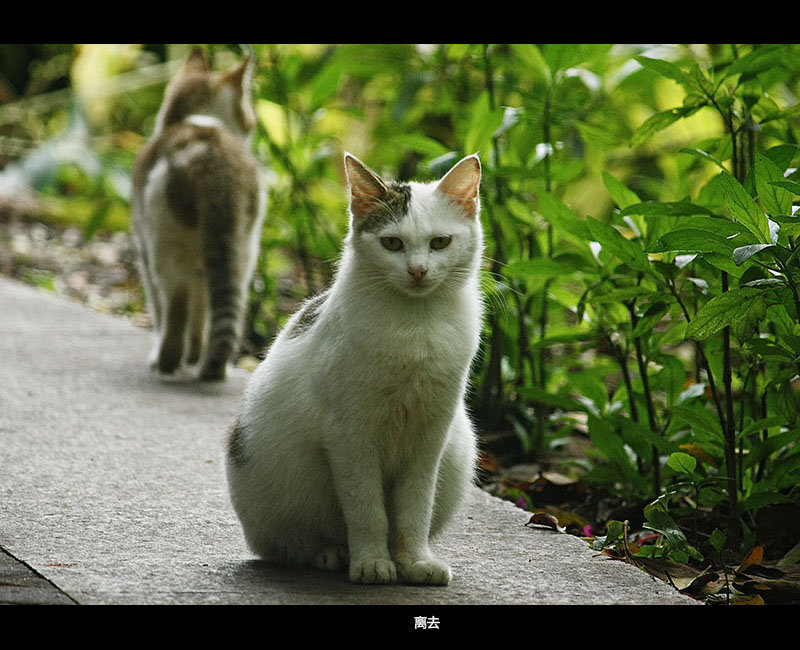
340 313 470 434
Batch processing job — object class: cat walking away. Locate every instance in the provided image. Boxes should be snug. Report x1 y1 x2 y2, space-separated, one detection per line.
131 49 265 380
226 152 484 585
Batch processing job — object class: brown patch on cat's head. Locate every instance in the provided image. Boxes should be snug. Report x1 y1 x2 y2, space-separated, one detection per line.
436 154 481 219
344 152 411 233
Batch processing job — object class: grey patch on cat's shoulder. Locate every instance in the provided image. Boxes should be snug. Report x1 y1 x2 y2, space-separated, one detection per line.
286 289 330 339
227 416 248 468
355 181 411 234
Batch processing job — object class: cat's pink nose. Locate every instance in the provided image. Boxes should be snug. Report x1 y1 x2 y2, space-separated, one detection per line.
408 266 428 282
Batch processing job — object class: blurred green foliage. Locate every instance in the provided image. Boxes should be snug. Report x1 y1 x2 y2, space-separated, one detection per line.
3 43 800 556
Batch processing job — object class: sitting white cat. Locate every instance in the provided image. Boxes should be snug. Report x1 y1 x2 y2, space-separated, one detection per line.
226 152 483 585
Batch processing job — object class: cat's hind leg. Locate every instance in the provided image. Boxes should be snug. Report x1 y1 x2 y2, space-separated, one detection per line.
430 405 477 538
186 276 208 366
155 289 188 374
313 545 349 572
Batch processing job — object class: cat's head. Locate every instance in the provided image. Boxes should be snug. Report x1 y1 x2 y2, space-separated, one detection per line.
155 49 256 139
344 153 482 298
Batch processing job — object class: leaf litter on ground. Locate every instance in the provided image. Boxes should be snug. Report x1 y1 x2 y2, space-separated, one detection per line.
481 448 800 605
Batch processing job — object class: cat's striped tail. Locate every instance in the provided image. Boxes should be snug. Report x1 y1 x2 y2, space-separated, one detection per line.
199 194 247 381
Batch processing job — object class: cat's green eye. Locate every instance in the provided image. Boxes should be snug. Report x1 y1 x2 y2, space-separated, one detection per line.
380 237 404 252
430 236 452 250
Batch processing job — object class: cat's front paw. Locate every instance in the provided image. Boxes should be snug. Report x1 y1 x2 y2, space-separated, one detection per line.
349 557 397 585
399 558 451 586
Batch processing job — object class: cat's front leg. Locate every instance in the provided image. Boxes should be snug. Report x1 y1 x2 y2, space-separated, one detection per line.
327 447 397 585
389 455 451 586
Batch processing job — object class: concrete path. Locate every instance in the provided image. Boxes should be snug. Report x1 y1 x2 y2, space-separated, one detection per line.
0 276 697 607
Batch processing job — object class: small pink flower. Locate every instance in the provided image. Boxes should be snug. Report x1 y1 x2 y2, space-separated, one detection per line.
515 496 527 510
583 524 594 537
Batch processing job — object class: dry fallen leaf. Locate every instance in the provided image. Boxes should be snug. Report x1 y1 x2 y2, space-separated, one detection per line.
737 544 765 573
733 564 800 604
525 512 566 533
728 594 766 605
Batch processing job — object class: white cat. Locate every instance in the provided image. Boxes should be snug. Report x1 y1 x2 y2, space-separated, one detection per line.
226 152 483 585
131 49 265 381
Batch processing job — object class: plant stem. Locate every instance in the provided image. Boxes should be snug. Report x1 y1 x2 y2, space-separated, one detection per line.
626 301 661 495
668 279 727 432
534 76 555 450
608 331 645 476
479 45 507 431
721 273 740 548
710 52 743 548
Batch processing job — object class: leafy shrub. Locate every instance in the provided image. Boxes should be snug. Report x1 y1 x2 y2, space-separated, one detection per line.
246 44 800 555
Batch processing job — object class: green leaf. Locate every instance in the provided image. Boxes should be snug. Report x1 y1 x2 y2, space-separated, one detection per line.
740 491 795 512
654 353 688 407
603 172 641 210
667 452 697 474
510 44 549 82
745 339 795 362
717 171 772 244
686 288 768 342
464 91 505 155
777 382 799 426
618 419 679 457
632 301 670 338
395 134 450 158
672 404 725 441
520 386 590 413
643 506 703 561
585 217 651 274
724 44 786 82
585 285 653 304
652 228 736 255
631 106 703 146
309 64 343 109
619 201 713 217
505 257 583 279
635 56 693 89
680 147 726 170
688 62 714 95
755 153 793 216
537 191 592 243
770 215 800 237
764 144 799 170
569 372 609 412
770 179 800 195
655 215 756 241
587 415 636 473
592 520 625 550
710 528 726 553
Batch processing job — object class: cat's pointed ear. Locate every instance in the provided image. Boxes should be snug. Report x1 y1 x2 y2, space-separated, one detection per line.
185 48 211 73
222 55 253 94
344 152 388 222
437 154 481 219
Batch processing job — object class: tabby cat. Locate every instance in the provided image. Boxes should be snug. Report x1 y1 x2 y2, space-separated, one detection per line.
131 49 265 380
